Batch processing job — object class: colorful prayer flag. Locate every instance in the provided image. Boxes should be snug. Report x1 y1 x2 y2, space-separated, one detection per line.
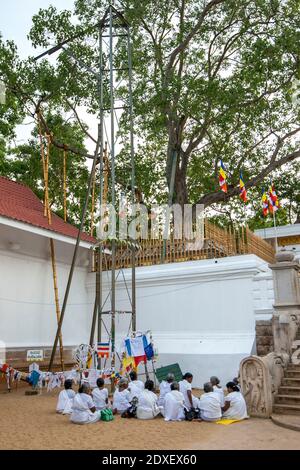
268 182 280 214
97 342 110 358
239 172 247 202
219 160 227 193
261 188 269 217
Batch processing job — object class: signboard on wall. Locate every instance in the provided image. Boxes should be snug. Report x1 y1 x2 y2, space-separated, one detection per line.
27 349 44 362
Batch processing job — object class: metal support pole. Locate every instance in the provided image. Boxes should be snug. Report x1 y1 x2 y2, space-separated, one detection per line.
109 5 116 383
127 25 136 332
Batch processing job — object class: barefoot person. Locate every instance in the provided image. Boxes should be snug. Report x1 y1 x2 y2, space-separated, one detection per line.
70 383 101 424
56 379 75 414
179 373 199 410
222 381 248 420
199 382 222 422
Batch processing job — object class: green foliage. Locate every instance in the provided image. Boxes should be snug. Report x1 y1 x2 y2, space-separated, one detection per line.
0 0 300 232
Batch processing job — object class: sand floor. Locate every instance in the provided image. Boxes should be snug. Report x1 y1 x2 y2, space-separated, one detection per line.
0 387 300 450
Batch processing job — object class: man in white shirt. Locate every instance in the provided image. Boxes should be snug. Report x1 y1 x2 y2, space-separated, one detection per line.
179 372 199 410
222 381 248 420
129 371 144 391
92 377 109 411
56 379 75 414
199 382 222 422
162 382 185 421
158 373 175 407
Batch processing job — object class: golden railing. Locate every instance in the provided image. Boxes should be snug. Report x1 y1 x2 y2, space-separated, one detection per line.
91 220 275 272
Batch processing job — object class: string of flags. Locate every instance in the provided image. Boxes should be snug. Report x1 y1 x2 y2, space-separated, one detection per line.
218 160 281 216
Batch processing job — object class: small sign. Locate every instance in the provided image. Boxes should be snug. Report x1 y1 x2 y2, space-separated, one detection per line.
27 349 44 362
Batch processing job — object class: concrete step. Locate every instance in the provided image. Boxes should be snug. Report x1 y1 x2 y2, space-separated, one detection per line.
284 371 300 378
282 378 300 387
273 404 300 416
271 414 300 431
286 364 300 371
275 394 300 405
278 386 300 396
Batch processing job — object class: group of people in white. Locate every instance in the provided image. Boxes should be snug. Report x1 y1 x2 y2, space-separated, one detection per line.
56 370 248 424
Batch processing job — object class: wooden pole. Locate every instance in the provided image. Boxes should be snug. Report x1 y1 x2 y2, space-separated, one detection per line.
49 238 64 370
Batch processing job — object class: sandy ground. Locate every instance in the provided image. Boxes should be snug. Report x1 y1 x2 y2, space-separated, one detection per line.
1 387 300 450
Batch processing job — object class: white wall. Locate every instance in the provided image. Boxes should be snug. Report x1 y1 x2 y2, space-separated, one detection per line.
0 225 92 349
87 254 273 387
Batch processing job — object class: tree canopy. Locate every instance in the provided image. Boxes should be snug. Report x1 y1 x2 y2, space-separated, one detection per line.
0 0 299 226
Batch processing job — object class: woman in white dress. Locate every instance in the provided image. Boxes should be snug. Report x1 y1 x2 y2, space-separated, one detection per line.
222 382 248 420
179 373 199 410
56 379 75 414
113 378 131 414
92 377 109 411
70 384 101 424
210 376 225 407
136 380 161 420
162 382 185 421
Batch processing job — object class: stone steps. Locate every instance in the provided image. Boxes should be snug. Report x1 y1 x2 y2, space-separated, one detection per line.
282 378 300 386
278 386 300 395
275 394 300 405
273 404 300 416
284 371 300 378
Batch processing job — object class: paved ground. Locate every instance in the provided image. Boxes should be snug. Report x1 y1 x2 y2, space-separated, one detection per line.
1 388 300 450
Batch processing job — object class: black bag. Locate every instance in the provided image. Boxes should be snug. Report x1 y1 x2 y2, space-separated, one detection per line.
121 396 138 419
184 407 201 421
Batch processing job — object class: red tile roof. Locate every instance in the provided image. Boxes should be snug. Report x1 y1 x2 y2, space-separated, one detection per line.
0 176 96 244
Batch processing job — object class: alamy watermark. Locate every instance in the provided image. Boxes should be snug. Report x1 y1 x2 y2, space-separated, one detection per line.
96 203 205 249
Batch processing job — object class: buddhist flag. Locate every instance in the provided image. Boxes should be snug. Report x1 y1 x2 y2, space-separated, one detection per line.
261 188 269 217
219 160 227 193
239 172 247 202
121 356 135 373
268 182 280 214
97 342 110 358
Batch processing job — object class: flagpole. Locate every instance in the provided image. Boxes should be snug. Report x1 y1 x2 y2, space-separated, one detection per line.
273 209 278 253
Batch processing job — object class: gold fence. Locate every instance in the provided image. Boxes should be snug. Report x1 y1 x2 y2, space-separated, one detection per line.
92 220 275 272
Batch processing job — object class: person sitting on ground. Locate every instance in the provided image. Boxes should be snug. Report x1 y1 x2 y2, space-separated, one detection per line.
158 373 175 407
113 378 131 414
210 376 225 406
199 382 222 422
92 378 109 411
232 377 241 391
179 373 199 410
136 379 161 420
222 381 248 421
128 370 144 402
56 379 75 414
161 382 185 421
70 383 101 424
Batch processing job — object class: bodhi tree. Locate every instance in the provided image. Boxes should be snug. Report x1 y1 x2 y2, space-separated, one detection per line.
1 0 300 218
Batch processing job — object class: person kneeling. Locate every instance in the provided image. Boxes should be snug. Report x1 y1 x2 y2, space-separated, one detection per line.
136 380 160 420
199 382 222 422
162 382 185 421
70 384 101 424
222 382 248 421
56 379 75 415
